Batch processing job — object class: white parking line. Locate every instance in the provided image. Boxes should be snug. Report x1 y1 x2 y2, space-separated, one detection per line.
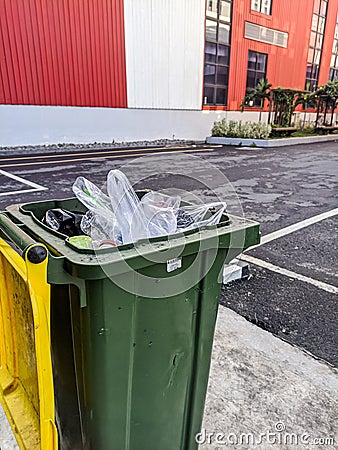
0 169 48 197
242 208 338 294
257 208 338 247
242 255 338 295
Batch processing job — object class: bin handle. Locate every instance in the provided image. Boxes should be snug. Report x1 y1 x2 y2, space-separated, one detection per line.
0 212 47 263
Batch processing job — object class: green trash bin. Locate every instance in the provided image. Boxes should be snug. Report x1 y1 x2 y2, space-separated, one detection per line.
3 196 260 450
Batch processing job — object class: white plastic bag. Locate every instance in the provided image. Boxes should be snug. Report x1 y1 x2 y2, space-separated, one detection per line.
177 202 227 230
140 191 180 237
72 177 122 244
107 170 148 244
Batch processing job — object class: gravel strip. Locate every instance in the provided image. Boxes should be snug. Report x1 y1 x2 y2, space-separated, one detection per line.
0 139 197 156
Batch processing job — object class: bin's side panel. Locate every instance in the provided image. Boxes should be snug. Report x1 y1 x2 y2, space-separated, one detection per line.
0 252 41 450
71 248 226 450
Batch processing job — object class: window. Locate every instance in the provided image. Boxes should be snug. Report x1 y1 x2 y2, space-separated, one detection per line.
204 0 232 105
246 51 268 105
251 0 272 15
244 22 288 48
329 15 338 81
305 0 328 90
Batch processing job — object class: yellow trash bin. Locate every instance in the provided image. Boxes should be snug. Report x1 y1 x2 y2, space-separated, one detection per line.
0 213 58 450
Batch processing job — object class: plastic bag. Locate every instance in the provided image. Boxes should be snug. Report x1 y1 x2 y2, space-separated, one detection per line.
73 171 227 246
72 177 122 245
140 191 180 237
107 170 149 244
107 170 181 243
177 202 227 231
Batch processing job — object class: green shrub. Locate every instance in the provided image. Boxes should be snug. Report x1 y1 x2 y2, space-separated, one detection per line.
211 119 271 139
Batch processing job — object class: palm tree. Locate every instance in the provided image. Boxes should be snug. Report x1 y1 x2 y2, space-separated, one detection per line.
295 92 317 130
241 78 272 122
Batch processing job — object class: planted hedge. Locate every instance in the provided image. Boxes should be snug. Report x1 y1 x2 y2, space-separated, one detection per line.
211 119 272 140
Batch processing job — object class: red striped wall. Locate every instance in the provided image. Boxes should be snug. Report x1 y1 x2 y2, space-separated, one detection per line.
0 0 127 107
228 0 315 110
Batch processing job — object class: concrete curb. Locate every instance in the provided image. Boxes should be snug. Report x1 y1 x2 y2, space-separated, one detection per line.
206 134 338 147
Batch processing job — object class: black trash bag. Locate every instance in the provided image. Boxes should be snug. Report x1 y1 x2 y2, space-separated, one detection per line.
42 209 84 237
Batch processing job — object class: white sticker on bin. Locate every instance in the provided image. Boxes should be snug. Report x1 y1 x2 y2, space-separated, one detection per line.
167 258 182 272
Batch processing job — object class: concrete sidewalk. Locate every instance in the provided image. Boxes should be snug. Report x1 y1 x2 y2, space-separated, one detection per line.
202 307 338 449
1 306 337 450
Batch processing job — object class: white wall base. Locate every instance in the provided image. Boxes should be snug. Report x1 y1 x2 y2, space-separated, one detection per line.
0 105 325 147
0 105 270 147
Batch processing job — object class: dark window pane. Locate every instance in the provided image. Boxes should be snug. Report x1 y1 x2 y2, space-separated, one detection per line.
256 53 267 71
206 20 217 40
204 64 216 84
246 70 256 89
203 86 215 104
312 64 319 79
309 79 317 91
248 51 257 70
246 51 267 94
216 65 229 85
217 44 229 64
218 23 230 44
306 65 312 79
216 87 227 105
205 42 217 63
256 72 266 83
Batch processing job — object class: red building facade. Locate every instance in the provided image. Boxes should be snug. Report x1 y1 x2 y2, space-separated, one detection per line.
1 0 338 111
228 0 314 110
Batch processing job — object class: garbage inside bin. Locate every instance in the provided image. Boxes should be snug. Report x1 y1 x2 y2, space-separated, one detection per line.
72 169 227 247
42 208 84 237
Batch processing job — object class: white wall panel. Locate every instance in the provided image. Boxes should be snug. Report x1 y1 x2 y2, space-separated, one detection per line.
124 0 205 110
0 105 284 147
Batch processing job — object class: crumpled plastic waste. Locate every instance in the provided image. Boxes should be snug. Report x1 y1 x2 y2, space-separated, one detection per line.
71 169 227 247
42 208 84 237
72 177 122 245
177 203 227 230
